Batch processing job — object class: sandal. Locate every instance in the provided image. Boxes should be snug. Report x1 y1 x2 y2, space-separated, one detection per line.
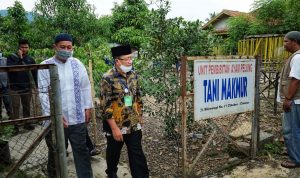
281 160 300 168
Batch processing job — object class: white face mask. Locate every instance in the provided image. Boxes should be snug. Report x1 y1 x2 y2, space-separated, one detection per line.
120 65 132 73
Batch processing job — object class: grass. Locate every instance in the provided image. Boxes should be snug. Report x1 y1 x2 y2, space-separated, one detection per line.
260 141 284 156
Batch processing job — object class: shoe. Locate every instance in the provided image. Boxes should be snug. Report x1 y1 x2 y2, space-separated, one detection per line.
107 173 118 178
90 149 100 156
281 160 300 168
24 124 35 130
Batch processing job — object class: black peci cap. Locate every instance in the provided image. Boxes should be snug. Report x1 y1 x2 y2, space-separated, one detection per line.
54 33 73 44
111 45 132 58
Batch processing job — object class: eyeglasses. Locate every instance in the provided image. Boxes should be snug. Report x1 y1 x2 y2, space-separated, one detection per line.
118 56 133 61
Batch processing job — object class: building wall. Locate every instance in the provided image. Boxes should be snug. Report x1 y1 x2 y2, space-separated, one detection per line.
213 17 230 31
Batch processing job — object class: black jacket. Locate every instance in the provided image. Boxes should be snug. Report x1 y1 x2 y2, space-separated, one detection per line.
7 53 38 92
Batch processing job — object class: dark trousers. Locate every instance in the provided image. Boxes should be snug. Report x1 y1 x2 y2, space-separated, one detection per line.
10 90 31 119
0 86 11 119
66 128 94 152
106 130 149 178
45 123 93 178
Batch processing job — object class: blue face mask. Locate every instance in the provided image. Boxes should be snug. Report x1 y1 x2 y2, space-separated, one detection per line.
56 49 73 61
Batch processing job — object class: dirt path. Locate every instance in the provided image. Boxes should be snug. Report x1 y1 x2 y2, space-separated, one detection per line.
223 161 289 178
66 149 131 178
7 125 132 178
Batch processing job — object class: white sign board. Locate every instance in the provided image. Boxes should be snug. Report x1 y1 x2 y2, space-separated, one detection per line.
194 59 256 120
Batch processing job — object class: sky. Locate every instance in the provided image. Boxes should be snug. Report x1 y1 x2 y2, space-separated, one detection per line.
0 0 255 22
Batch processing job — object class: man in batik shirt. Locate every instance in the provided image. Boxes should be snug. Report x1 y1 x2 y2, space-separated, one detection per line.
100 45 149 178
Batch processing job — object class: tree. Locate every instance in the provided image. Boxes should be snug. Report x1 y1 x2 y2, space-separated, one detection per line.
138 0 219 137
284 0 300 31
205 12 217 22
112 0 149 30
252 0 286 34
227 15 252 53
96 15 114 41
110 0 150 48
32 0 101 47
0 16 7 51
0 1 29 51
225 0 290 53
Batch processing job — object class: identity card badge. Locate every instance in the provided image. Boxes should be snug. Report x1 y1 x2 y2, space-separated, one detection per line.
124 95 133 106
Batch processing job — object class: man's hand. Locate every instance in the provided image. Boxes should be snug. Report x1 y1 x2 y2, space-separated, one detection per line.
18 49 23 59
106 118 123 142
62 117 68 128
85 109 91 123
112 127 123 142
139 116 145 126
283 99 292 112
284 78 300 112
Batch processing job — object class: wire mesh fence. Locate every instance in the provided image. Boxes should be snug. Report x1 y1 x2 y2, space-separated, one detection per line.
184 113 253 177
0 90 51 177
0 65 67 178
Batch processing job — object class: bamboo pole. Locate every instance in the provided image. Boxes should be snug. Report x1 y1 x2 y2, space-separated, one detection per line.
88 59 98 145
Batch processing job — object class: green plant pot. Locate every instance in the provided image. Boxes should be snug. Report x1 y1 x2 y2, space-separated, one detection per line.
0 140 11 165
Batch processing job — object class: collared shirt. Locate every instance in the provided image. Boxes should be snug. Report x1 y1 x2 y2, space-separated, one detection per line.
100 67 143 134
38 57 93 125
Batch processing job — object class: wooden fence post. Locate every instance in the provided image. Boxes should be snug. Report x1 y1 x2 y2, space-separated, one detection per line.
251 56 261 158
181 56 188 177
49 65 68 178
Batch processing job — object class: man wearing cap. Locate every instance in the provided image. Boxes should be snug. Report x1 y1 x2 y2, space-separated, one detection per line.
100 45 149 178
38 33 93 177
279 31 300 168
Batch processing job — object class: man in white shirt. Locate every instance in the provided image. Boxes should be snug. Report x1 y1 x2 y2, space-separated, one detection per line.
279 31 300 168
38 33 93 178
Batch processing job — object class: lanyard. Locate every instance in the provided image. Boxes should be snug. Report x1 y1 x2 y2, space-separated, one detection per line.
117 74 129 94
